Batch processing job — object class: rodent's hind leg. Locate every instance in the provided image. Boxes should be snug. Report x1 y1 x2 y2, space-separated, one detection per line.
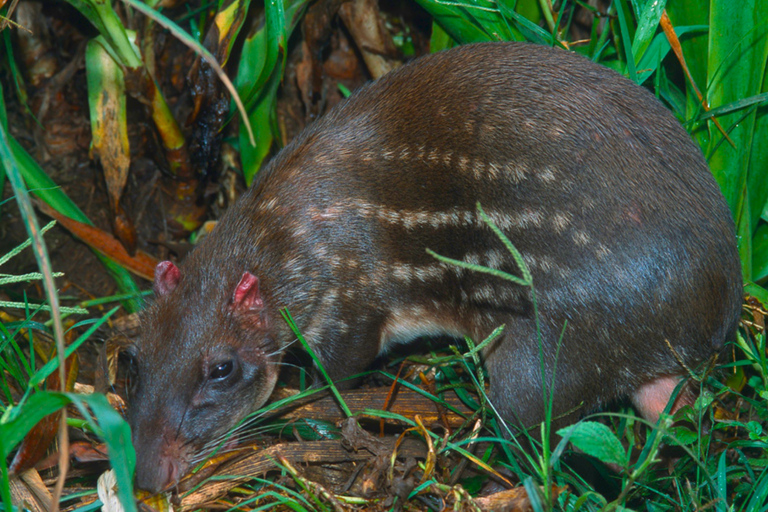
482 321 553 436
631 374 696 423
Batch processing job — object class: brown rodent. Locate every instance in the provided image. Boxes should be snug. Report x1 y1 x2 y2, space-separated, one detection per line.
127 42 742 492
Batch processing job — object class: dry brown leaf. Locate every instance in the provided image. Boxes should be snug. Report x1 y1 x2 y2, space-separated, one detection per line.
10 470 53 512
338 0 400 79
35 200 159 280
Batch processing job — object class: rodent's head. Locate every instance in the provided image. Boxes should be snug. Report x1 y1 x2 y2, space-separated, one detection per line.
127 261 281 493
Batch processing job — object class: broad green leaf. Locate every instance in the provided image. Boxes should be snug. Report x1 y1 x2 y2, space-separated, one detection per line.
748 62 768 234
0 392 137 512
234 0 309 181
75 393 136 512
498 7 554 45
663 425 698 446
754 222 768 282
235 18 269 107
0 392 70 457
65 0 142 68
413 0 506 44
241 72 280 185
557 421 628 467
614 0 638 82
631 0 666 64
429 20 455 52
706 1 768 222
636 26 707 86
236 0 308 110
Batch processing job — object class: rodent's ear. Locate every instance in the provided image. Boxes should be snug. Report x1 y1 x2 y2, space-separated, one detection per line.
154 261 181 296
232 272 265 312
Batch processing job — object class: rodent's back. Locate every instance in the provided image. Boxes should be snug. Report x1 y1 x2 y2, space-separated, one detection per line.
236 42 741 351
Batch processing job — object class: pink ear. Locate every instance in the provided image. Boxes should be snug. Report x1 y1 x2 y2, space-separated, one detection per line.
154 261 181 296
232 272 264 311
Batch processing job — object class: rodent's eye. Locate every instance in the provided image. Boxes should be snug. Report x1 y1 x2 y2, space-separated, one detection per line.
209 361 234 381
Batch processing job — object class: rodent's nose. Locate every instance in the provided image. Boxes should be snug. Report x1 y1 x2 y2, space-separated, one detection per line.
135 454 180 493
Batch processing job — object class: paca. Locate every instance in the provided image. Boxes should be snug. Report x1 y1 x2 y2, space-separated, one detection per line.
127 42 742 492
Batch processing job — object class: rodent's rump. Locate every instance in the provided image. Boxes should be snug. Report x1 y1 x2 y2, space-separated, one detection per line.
127 42 743 493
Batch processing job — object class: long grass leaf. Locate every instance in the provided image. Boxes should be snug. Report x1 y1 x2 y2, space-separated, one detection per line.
28 307 119 387
120 0 255 146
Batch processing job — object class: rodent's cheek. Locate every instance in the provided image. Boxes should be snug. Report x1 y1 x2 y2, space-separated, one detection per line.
233 356 281 413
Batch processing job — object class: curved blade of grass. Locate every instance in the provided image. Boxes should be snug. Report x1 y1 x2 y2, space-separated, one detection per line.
427 203 532 287
412 0 501 44
753 222 768 282
696 91 768 121
6 136 142 312
70 393 136 512
495 1 555 45
0 84 72 508
615 0 637 82
0 391 69 509
239 47 281 185
745 282 768 305
631 0 667 64
377 370 471 419
280 309 351 417
121 0 255 146
362 408 514 486
636 25 707 86
65 0 142 68
706 3 768 227
745 461 768 511
0 391 71 457
28 307 118 388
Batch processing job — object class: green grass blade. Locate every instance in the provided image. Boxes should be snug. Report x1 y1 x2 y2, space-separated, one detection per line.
6 136 142 312
696 91 768 120
239 46 281 185
280 309 352 417
745 282 768 305
496 1 555 45
72 393 136 512
0 391 71 457
631 0 667 64
28 307 119 388
411 0 502 43
65 0 142 68
706 3 768 220
754 222 768 282
615 0 638 82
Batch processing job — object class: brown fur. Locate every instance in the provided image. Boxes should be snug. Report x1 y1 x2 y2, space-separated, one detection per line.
128 42 742 492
